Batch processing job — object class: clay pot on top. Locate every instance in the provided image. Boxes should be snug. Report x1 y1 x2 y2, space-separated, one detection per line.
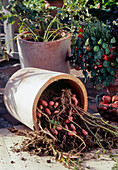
17 31 71 73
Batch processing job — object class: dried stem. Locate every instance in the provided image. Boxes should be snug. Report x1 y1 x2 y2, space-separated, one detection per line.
77 106 118 130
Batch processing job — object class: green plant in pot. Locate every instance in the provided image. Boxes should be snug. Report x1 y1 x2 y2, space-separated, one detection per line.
71 21 118 89
1 0 86 73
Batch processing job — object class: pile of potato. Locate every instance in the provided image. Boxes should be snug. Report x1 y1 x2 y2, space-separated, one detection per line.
98 94 118 121
36 92 88 138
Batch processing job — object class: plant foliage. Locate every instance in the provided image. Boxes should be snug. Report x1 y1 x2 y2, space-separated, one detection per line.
71 21 118 88
1 0 90 42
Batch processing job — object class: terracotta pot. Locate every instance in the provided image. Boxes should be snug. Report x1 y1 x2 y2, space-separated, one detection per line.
4 67 88 130
17 31 71 73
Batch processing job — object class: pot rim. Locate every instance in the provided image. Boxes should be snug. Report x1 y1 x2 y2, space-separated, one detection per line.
32 74 88 128
17 30 71 44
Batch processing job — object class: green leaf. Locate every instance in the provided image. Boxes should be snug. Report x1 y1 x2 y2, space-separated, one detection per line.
91 70 96 77
83 71 88 78
81 65 85 70
103 60 110 67
88 52 93 57
83 47 87 53
102 80 109 87
85 38 89 46
98 50 104 58
116 57 118 62
8 16 15 24
98 39 103 45
111 62 116 67
113 51 117 56
94 46 99 52
96 61 101 65
110 37 116 44
94 54 99 60
107 66 113 72
100 68 105 74
102 43 108 49
109 44 112 49
85 55 89 60
110 69 116 76
91 37 96 41
110 78 115 84
49 6 57 10
93 41 97 46
97 50 104 60
98 76 102 81
105 48 110 55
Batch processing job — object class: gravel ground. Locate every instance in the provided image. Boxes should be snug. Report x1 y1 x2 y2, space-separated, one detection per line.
0 117 12 128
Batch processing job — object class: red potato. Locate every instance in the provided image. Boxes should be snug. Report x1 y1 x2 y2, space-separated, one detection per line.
50 128 58 135
102 95 111 103
113 109 118 116
54 110 59 114
71 97 78 106
68 131 77 136
56 125 62 130
70 123 76 131
99 101 105 105
109 103 118 115
65 116 73 123
68 116 73 121
112 95 118 102
72 109 76 113
99 103 109 111
45 108 51 115
54 102 59 108
109 103 118 108
82 129 88 136
65 124 69 130
48 101 54 106
98 102 105 110
40 100 48 107
39 105 43 110
114 101 118 104
72 94 76 98
65 119 70 124
37 112 42 118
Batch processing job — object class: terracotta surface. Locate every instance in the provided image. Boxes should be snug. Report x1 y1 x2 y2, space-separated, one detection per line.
17 32 71 73
4 67 88 130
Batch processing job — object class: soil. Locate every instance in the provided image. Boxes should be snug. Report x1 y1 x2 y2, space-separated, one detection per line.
35 81 118 155
21 30 66 42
